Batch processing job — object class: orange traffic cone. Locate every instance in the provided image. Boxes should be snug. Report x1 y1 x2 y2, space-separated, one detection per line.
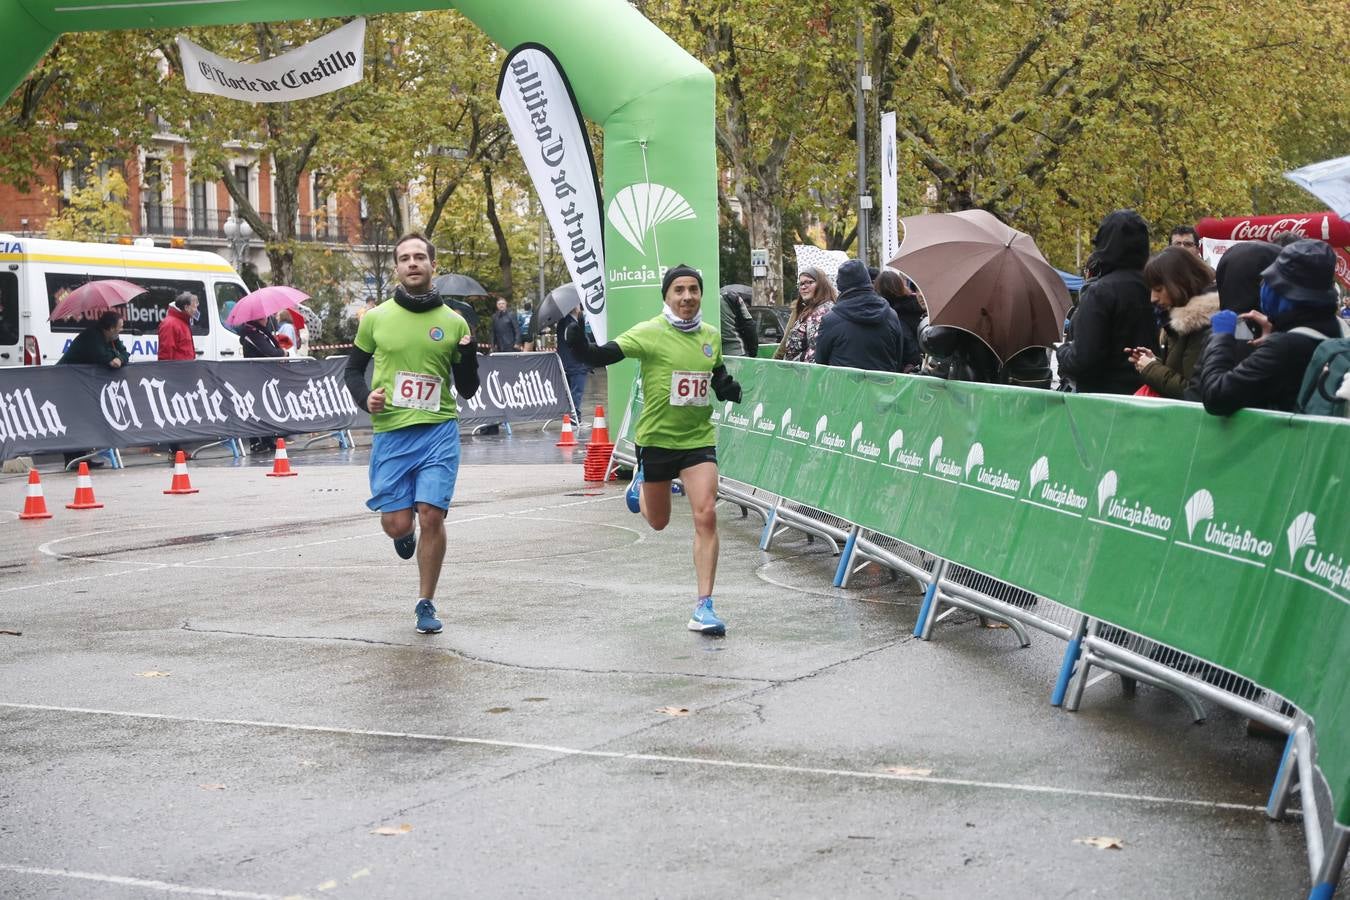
266 438 298 477
555 414 578 447
588 406 610 446
164 451 199 495
66 462 104 510
18 469 53 520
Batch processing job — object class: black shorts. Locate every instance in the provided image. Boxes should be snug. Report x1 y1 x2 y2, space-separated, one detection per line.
636 445 717 483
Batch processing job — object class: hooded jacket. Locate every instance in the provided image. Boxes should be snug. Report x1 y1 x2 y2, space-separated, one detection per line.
1054 210 1156 393
1199 300 1343 415
1140 291 1219 399
886 293 925 369
238 320 284 359
157 305 196 361
815 260 907 372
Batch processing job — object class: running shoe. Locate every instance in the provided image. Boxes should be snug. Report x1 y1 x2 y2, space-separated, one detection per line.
414 598 442 634
671 480 684 496
687 597 726 635
393 531 417 560
625 464 644 514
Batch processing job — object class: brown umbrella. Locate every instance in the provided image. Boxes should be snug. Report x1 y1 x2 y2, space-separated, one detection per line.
887 209 1070 363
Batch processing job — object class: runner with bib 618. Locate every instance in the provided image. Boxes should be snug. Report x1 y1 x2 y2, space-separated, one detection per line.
563 264 744 635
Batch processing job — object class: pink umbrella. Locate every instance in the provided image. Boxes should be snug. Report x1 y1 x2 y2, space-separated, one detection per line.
49 279 148 321
225 285 310 327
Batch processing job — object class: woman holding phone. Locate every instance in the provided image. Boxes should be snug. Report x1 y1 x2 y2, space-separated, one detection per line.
1125 246 1216 399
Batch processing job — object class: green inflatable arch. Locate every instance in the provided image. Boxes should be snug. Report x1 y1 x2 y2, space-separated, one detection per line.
2 0 718 416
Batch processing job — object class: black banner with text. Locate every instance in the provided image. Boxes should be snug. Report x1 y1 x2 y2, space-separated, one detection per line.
0 352 574 456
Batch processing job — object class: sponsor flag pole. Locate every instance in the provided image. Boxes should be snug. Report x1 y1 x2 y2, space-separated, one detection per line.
497 44 608 342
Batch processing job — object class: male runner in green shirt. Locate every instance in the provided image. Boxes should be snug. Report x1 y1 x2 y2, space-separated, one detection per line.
344 232 478 634
563 264 744 634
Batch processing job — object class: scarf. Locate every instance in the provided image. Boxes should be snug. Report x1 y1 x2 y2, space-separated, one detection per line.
394 283 444 313
663 306 702 333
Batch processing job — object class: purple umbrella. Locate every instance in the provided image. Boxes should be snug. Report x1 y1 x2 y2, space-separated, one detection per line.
226 286 310 327
49 279 147 321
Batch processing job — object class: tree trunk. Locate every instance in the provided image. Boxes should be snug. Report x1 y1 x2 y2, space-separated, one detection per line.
482 166 512 299
740 184 784 307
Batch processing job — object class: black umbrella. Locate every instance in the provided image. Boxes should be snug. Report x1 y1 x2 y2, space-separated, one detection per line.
535 283 582 332
432 273 489 297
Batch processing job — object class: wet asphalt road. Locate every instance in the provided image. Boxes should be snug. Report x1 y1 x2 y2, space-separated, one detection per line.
0 398 1341 898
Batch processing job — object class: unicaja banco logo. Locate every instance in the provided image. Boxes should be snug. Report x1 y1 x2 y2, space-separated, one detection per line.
846 421 880 461
780 407 809 442
1287 512 1317 564
606 183 697 256
886 429 923 469
1178 489 1273 563
1276 511 1350 600
813 414 845 451
963 441 1020 495
1090 470 1172 538
1021 456 1087 515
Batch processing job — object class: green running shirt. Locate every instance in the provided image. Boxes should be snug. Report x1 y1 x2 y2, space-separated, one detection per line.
353 301 471 433
615 315 722 449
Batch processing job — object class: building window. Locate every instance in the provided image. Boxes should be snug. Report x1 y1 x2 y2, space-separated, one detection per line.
191 180 208 233
144 157 164 233
232 164 251 209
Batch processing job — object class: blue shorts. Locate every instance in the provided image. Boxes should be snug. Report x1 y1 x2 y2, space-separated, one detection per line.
366 418 461 513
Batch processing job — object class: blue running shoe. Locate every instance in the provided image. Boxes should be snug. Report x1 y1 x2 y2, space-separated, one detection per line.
671 480 684 496
687 597 726 635
393 531 417 560
625 464 643 514
414 598 442 634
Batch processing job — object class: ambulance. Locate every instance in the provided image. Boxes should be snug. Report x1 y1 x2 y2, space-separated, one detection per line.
0 235 248 366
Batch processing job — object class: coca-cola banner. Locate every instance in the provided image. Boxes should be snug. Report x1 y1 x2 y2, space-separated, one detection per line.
1196 212 1350 290
1196 212 1350 245
0 358 359 457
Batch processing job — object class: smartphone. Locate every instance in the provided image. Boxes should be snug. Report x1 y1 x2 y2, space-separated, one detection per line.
1234 320 1256 341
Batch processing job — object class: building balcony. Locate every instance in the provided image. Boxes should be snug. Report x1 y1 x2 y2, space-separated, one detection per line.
140 205 349 244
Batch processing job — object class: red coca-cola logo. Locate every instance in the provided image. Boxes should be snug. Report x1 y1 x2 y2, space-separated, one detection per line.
1228 217 1313 241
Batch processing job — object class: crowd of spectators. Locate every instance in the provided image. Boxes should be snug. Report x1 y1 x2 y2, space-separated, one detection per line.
745 207 1347 420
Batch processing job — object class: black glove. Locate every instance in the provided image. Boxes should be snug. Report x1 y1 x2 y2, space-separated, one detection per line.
711 368 742 403
561 316 587 350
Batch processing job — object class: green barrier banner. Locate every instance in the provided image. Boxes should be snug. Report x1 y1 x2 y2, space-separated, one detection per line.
714 358 1350 825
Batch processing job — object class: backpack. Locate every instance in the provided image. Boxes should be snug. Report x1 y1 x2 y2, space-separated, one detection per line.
1293 322 1350 418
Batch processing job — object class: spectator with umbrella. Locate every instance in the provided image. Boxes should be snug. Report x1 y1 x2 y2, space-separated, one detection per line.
52 279 144 467
888 209 1070 386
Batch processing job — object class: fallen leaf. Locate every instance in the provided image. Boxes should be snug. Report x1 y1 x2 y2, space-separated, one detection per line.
523 697 548 702
316 880 338 891
656 706 691 716
198 784 226 791
136 671 171 678
350 869 371 880
981 621 1011 630
298 760 320 767
486 707 511 714
1073 836 1124 850
370 823 413 836
882 766 934 777
0 630 22 636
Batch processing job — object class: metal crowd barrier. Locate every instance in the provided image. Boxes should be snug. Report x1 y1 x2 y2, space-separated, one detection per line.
1271 718 1350 899
707 470 1342 897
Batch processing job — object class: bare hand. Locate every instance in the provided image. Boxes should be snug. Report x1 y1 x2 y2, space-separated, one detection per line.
109 358 123 369
367 387 386 413
459 334 472 346
1125 347 1155 372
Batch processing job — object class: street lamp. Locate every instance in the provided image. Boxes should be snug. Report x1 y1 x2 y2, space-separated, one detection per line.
223 215 254 272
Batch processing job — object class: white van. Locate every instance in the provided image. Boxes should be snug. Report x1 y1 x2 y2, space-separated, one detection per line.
0 235 247 366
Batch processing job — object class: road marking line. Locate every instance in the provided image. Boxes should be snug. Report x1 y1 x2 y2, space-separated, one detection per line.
0 702 1265 814
0 863 286 899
